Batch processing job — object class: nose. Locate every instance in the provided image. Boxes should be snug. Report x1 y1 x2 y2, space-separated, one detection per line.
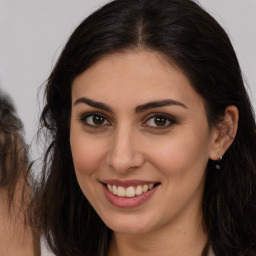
106 126 145 174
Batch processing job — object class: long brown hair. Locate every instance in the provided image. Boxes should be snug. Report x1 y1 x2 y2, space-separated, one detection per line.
0 91 28 208
0 90 41 255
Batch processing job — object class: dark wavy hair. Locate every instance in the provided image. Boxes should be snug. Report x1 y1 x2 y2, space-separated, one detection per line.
31 0 256 255
0 90 28 207
0 90 41 255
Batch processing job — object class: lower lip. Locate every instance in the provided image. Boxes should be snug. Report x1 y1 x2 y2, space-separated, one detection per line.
102 184 158 208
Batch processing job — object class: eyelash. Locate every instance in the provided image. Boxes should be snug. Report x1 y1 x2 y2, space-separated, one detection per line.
79 112 110 129
79 112 177 129
143 113 177 129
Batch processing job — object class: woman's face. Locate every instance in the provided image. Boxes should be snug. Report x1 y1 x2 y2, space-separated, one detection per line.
70 51 217 235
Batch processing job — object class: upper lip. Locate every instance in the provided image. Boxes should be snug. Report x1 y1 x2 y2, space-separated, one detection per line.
100 179 160 187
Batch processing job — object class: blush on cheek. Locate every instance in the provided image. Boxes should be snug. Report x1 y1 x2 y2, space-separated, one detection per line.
151 143 187 171
71 138 107 177
152 136 208 178
72 150 97 176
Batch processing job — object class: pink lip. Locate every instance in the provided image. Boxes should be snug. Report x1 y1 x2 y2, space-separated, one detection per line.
101 182 159 208
101 179 158 187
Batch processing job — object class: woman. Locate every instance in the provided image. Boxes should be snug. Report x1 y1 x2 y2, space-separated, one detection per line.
31 0 256 255
0 90 36 255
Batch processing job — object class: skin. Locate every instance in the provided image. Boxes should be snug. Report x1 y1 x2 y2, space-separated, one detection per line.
0 136 34 256
70 50 238 256
0 188 34 256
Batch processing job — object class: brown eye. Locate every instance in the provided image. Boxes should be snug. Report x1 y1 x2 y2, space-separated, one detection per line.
93 115 105 125
144 114 176 128
81 113 110 127
154 117 167 126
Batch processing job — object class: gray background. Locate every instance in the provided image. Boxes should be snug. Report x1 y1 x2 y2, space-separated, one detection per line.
0 0 255 148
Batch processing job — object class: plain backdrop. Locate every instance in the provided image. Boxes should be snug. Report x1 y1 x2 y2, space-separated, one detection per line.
0 0 256 150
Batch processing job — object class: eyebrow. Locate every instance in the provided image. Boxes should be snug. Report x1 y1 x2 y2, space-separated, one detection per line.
135 99 187 113
73 97 187 113
74 97 113 113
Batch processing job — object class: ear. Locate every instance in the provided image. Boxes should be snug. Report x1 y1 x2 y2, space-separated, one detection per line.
209 105 239 160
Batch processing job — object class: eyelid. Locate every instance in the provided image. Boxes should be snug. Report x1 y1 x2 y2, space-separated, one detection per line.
78 111 177 130
142 112 177 128
79 111 112 128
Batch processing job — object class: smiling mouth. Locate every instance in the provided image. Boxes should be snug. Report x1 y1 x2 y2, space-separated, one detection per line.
104 183 160 198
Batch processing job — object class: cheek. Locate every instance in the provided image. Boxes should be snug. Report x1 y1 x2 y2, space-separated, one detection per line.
149 129 211 178
70 125 107 183
70 133 108 205
71 141 98 175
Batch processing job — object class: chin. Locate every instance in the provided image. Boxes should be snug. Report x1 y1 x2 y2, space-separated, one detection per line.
110 225 150 235
103 214 155 235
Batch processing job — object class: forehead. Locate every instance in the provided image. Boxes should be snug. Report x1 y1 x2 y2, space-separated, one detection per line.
71 51 203 110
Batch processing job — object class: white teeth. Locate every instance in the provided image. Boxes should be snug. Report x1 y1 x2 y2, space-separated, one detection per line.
117 186 126 197
126 186 136 197
106 183 156 198
142 184 149 192
107 184 112 192
112 185 118 195
135 185 143 195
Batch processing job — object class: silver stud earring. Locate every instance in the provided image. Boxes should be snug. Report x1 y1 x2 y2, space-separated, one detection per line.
215 155 223 170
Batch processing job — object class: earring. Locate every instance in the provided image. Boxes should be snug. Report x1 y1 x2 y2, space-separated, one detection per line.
215 155 222 170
